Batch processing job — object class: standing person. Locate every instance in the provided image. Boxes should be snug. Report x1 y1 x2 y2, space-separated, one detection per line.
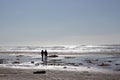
44 50 48 61
41 50 44 61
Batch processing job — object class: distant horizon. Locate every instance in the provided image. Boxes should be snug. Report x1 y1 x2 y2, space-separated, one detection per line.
0 34 120 46
1 43 120 47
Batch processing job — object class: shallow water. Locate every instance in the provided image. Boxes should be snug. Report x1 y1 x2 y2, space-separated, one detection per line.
0 53 120 73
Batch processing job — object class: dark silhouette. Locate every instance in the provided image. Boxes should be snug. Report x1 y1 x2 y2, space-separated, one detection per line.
44 50 48 61
41 50 44 61
33 70 46 74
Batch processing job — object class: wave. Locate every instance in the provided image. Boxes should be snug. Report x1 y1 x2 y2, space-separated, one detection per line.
0 44 120 53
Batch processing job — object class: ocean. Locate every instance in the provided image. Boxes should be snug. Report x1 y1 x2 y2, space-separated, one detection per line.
0 44 120 72
0 44 120 53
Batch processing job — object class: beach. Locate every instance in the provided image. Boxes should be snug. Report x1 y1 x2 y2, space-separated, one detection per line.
0 51 120 80
0 67 120 80
1 0 120 79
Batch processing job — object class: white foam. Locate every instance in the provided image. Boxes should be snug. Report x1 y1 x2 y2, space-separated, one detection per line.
0 45 120 53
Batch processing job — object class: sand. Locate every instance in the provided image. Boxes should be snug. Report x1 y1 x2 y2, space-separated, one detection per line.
0 67 120 80
0 51 120 80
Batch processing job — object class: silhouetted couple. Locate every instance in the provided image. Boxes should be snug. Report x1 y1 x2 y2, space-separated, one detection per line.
41 50 48 62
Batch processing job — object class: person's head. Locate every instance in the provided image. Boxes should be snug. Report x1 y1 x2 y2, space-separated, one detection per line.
41 50 44 52
45 49 47 52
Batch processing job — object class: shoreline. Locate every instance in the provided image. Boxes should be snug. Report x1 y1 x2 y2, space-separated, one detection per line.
0 51 120 55
0 52 120 80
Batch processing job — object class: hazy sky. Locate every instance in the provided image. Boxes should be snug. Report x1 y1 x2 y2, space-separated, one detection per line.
0 0 120 46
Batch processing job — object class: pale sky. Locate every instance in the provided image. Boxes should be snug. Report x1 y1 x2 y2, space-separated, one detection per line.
0 0 120 46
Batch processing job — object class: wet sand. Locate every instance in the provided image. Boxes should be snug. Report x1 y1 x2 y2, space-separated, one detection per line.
0 52 120 80
0 67 120 80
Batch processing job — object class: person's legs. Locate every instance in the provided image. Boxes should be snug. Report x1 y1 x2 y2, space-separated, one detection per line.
45 55 47 61
42 54 43 61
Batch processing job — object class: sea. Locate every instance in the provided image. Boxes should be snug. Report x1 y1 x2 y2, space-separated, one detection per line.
0 44 120 72
0 44 120 53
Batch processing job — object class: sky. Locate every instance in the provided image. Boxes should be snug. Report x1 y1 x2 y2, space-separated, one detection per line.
0 0 120 46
